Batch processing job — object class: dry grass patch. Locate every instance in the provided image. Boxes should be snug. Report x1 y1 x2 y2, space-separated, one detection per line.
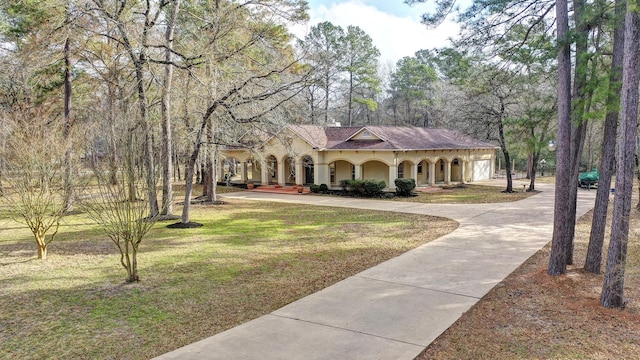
0 199 456 360
418 198 640 359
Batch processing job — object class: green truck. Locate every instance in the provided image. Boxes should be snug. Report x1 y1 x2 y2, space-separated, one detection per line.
579 168 599 189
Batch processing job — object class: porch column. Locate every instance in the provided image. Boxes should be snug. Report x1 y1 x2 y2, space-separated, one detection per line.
411 163 418 184
294 157 303 185
354 164 363 180
388 165 398 191
428 162 435 185
277 159 285 186
316 153 328 186
445 160 452 184
461 160 466 183
260 160 269 184
240 161 247 183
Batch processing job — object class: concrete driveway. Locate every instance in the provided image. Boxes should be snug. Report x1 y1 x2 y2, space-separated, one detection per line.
155 182 596 360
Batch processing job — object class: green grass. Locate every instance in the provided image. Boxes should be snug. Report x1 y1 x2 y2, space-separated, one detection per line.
0 198 457 360
395 184 535 204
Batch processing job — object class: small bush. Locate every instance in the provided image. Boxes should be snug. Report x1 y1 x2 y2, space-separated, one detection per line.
395 178 416 197
310 184 320 193
339 179 386 197
363 179 386 197
319 184 329 193
340 179 351 192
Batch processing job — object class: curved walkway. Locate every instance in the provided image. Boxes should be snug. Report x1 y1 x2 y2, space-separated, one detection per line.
155 182 596 360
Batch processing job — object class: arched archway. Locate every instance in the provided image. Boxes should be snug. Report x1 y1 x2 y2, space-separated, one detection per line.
451 157 463 182
330 160 355 185
266 155 278 184
362 160 389 186
417 159 430 185
436 159 446 182
397 160 413 179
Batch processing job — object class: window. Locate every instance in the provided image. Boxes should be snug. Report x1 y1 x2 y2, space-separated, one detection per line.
398 163 404 178
351 164 356 180
417 163 423 174
453 159 459 165
362 130 371 138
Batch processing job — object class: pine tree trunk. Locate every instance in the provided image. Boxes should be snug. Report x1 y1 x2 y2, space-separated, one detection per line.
585 0 625 273
548 0 572 275
601 6 640 308
160 0 181 216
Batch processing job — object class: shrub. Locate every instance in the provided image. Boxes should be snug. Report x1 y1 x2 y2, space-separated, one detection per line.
319 184 329 193
395 178 416 197
310 184 320 193
339 179 351 192
363 179 386 197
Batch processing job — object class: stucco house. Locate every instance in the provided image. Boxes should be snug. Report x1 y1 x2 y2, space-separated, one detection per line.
222 124 499 191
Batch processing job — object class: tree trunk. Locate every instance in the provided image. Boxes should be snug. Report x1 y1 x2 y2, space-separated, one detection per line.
348 71 354 126
601 6 640 308
528 151 540 191
585 0 625 273
497 98 513 193
160 0 181 216
181 112 210 224
563 0 591 266
62 28 74 213
37 239 47 260
127 246 139 283
565 121 587 265
548 0 572 275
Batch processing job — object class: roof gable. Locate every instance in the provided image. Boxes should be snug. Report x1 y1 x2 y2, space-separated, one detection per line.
345 127 386 142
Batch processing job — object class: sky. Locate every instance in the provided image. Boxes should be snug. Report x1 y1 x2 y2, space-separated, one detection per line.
289 0 461 66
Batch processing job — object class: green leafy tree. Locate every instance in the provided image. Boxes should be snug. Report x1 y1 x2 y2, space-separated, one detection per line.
341 25 381 126
298 21 345 124
389 55 438 126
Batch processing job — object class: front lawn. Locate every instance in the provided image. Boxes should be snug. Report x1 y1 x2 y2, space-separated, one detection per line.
0 199 456 359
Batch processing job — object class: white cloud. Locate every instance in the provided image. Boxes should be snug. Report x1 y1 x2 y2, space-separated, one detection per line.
290 0 460 65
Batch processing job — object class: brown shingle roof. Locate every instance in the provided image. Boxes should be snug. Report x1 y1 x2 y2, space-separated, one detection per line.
286 125 498 151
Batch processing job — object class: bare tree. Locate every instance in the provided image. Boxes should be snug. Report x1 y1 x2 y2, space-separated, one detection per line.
3 106 67 260
83 148 156 283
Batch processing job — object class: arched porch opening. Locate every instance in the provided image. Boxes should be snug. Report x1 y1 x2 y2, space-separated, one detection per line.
266 155 278 184
451 157 463 182
330 160 355 186
417 160 430 185
362 160 389 186
436 159 446 182
246 158 260 183
397 160 413 179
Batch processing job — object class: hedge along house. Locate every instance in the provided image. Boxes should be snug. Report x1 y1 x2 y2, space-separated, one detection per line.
222 125 499 191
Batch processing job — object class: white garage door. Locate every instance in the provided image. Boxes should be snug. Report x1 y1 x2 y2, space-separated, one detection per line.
473 160 492 181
